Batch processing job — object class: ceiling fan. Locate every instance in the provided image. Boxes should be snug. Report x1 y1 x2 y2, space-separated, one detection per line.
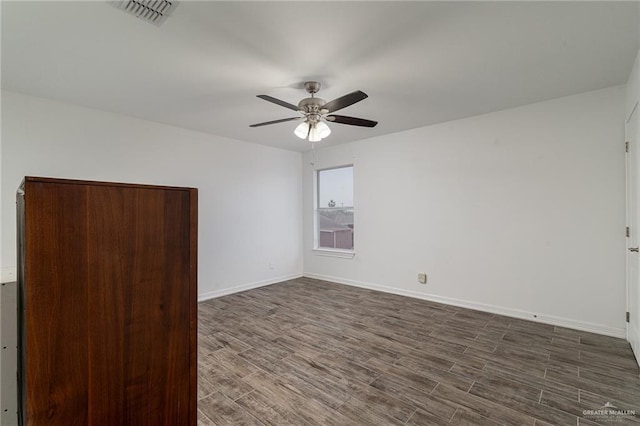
249 81 378 142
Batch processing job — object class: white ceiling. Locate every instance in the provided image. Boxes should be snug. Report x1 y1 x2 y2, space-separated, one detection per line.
2 1 638 152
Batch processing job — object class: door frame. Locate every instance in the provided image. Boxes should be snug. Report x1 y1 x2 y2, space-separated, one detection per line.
626 100 640 363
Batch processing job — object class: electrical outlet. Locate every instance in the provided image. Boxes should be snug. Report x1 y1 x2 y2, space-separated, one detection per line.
418 273 427 284
268 263 275 270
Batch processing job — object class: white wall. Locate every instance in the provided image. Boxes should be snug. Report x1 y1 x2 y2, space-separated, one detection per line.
303 86 627 337
0 90 303 298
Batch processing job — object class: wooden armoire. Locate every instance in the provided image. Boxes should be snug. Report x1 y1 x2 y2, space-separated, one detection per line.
17 177 197 425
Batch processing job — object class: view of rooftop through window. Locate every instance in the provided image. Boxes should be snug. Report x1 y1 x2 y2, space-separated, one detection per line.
317 166 354 250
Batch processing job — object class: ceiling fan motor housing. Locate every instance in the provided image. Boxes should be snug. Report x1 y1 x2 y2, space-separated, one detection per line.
298 97 327 114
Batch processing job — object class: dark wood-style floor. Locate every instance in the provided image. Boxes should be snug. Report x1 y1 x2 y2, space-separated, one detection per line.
196 277 640 425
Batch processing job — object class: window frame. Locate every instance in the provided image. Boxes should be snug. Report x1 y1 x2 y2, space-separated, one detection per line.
313 164 356 259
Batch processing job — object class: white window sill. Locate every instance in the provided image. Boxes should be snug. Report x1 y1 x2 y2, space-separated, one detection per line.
312 248 356 259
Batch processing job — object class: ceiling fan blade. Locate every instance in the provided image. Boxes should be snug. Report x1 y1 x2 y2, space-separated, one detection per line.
322 91 368 113
249 117 301 127
326 115 378 128
256 95 300 111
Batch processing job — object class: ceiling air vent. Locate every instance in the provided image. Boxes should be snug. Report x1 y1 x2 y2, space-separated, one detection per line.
111 0 178 26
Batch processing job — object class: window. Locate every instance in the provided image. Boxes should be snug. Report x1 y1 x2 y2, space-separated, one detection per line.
316 166 354 252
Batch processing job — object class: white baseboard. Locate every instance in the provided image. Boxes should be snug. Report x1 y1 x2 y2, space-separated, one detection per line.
303 272 627 339
198 273 304 302
0 267 17 283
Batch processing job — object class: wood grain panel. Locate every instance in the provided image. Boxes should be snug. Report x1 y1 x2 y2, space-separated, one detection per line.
188 188 198 425
85 185 193 424
85 185 128 425
21 177 197 426
24 181 89 425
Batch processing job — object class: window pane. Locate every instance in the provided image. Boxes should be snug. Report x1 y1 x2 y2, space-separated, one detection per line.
318 166 353 209
318 208 354 250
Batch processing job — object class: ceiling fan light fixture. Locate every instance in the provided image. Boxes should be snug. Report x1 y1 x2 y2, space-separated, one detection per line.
308 124 322 142
316 121 331 139
294 121 309 139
